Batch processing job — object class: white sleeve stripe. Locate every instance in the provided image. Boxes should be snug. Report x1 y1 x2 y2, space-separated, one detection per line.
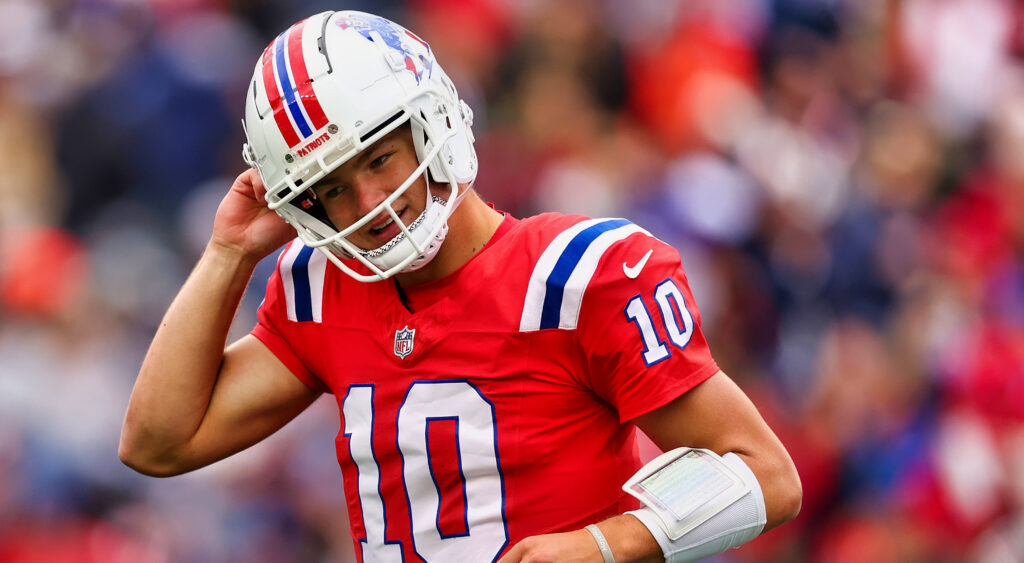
307 248 328 323
520 218 651 332
280 241 301 322
279 239 327 323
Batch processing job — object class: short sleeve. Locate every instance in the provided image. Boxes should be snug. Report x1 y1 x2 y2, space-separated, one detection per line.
251 245 330 394
576 234 718 422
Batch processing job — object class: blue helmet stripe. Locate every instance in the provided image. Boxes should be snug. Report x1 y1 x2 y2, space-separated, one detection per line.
274 32 313 138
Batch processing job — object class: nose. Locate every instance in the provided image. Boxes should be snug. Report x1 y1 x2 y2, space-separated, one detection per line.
351 175 390 217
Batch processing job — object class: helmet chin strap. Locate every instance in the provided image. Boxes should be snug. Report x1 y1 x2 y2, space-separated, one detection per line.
355 186 453 273
302 137 468 280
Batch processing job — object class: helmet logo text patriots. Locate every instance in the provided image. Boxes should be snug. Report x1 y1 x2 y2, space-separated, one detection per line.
296 131 331 157
394 326 416 359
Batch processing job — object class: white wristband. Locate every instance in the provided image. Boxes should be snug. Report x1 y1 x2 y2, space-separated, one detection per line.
585 523 615 563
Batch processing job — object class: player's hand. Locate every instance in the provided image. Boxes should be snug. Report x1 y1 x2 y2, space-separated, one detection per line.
497 529 604 563
210 168 297 261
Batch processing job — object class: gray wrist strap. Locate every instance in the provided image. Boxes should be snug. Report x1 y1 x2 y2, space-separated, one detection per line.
585 524 615 563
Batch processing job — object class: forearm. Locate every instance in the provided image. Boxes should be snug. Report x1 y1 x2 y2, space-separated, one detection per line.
497 513 664 563
734 448 801 532
593 515 664 563
598 456 798 562
119 242 259 474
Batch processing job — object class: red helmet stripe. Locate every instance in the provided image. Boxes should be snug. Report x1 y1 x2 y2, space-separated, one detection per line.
405 29 429 50
287 19 329 131
261 36 301 147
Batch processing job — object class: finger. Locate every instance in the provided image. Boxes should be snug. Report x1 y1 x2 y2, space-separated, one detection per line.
496 542 522 563
231 170 269 204
229 169 254 195
247 171 275 206
247 169 266 193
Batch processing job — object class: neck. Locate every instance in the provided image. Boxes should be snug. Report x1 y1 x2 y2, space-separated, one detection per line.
395 189 503 286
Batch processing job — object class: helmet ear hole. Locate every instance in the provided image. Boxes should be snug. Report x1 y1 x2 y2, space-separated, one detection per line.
288 189 337 230
420 114 435 184
412 110 448 185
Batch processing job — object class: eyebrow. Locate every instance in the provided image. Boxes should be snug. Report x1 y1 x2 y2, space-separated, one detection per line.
313 127 404 193
355 127 403 166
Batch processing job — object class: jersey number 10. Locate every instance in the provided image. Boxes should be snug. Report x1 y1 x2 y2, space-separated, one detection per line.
342 380 509 562
624 278 696 366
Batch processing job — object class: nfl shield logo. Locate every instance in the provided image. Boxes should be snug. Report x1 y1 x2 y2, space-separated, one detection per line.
394 326 416 359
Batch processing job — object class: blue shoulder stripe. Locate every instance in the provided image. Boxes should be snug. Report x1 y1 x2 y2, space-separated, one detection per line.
521 218 651 332
279 240 328 323
290 245 315 322
540 219 630 329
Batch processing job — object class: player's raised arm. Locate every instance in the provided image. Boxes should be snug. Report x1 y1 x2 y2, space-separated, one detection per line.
119 169 318 477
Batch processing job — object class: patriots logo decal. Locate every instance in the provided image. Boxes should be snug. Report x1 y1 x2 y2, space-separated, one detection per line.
394 326 416 359
337 13 433 83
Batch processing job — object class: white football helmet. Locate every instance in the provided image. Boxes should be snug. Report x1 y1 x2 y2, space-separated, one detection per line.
241 10 477 282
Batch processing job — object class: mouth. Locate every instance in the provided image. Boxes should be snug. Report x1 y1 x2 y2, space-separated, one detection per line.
367 207 407 243
357 195 446 259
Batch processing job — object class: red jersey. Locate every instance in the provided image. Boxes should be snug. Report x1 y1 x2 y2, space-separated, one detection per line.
252 213 719 562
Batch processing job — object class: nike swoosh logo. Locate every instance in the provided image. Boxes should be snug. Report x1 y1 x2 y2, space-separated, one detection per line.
623 249 654 279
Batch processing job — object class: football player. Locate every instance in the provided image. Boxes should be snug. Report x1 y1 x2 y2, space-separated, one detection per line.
120 11 801 563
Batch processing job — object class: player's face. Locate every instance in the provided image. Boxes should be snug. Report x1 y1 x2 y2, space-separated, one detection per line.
312 124 433 251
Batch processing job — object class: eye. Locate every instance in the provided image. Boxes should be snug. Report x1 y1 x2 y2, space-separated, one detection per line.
321 184 348 199
370 152 392 169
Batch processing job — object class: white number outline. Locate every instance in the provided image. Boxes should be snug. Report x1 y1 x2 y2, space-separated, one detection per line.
624 278 696 366
342 384 405 561
654 278 695 351
624 292 670 366
343 380 509 563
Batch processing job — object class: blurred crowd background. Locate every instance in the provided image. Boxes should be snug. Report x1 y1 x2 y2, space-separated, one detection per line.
0 0 1022 561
